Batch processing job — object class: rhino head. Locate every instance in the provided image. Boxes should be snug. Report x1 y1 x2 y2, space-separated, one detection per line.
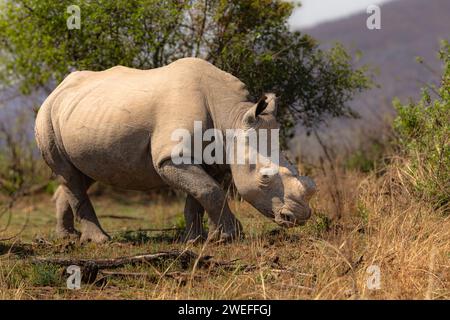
229 94 316 227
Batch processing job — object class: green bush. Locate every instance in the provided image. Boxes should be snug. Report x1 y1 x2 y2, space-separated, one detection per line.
393 41 449 209
345 141 385 173
113 230 152 244
0 109 52 196
29 263 62 287
310 211 332 237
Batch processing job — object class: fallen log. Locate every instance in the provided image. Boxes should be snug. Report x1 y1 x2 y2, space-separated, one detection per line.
31 250 208 284
30 250 266 285
31 250 204 269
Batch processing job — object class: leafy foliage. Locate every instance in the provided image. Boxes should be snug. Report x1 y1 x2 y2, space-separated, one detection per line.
0 109 50 195
29 263 62 287
344 140 385 173
0 0 371 141
393 40 450 209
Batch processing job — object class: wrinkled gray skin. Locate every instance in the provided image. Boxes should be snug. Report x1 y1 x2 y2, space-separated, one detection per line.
35 58 316 243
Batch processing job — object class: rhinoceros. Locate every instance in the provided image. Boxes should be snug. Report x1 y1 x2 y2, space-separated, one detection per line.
35 57 316 243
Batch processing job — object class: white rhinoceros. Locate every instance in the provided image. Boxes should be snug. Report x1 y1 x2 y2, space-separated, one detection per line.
35 57 316 243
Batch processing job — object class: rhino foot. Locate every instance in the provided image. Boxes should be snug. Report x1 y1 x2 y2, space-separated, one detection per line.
80 231 110 244
208 220 244 243
218 230 245 243
208 230 244 244
182 230 207 244
56 228 81 240
80 223 111 244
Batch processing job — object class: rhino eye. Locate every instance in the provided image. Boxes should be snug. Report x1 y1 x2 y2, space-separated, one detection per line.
261 173 271 180
259 167 278 182
259 167 278 177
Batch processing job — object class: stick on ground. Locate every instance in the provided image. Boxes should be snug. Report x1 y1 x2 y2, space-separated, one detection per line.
31 250 202 269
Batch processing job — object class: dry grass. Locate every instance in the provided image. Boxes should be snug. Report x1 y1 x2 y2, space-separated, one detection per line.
0 160 449 300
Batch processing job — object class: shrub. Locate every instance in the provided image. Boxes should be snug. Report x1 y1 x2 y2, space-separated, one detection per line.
0 109 52 196
29 263 62 287
393 41 449 209
345 140 386 173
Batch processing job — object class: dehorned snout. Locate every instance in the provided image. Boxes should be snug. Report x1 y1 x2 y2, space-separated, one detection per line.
273 176 316 228
274 206 311 228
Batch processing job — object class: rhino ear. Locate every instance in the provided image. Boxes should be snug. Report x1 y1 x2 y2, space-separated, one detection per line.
243 93 277 125
255 95 269 116
263 93 277 115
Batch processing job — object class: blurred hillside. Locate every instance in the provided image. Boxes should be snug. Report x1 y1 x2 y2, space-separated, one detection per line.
291 0 450 160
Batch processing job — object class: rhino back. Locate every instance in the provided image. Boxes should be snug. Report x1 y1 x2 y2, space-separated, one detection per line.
44 64 196 189
37 58 246 190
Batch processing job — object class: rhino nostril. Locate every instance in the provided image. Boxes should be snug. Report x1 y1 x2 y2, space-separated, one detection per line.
282 207 311 223
280 213 295 222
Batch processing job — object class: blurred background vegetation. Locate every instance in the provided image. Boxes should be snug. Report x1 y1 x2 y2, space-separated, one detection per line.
0 1 448 213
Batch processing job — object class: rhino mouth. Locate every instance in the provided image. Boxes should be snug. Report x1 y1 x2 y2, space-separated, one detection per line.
273 207 311 228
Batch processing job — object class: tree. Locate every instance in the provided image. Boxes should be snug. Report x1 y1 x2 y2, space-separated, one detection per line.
0 0 371 141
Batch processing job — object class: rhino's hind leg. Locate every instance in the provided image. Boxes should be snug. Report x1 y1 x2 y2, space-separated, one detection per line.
57 169 110 244
63 182 110 244
183 195 206 243
53 186 80 239
157 161 243 242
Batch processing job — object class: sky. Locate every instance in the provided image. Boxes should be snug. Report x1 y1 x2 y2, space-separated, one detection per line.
288 0 393 29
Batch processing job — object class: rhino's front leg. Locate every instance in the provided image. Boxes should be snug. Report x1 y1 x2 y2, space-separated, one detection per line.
183 195 207 243
157 161 243 242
